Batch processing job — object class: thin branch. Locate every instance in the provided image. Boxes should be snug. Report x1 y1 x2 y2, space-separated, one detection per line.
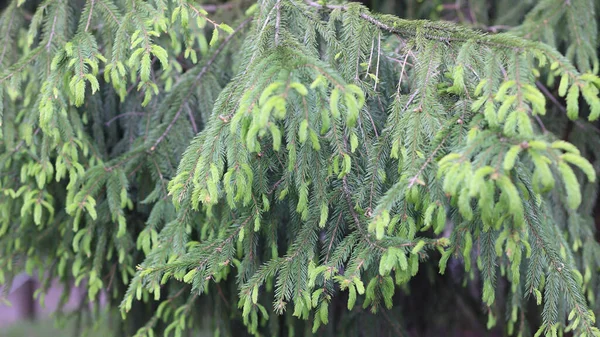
324 213 344 264
85 0 96 32
46 15 58 50
105 112 145 126
533 114 548 134
274 0 281 46
185 103 198 134
396 52 409 96
12 128 40 153
536 80 600 133
536 80 565 113
374 32 381 92
364 38 374 80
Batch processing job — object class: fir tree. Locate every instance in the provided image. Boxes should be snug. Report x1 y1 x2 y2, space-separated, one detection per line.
1 0 600 336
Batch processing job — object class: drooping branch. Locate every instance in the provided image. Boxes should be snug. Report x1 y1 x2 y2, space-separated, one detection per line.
149 16 253 151
302 0 581 81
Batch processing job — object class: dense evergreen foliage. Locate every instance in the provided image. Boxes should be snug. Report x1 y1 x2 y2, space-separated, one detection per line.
1 0 600 336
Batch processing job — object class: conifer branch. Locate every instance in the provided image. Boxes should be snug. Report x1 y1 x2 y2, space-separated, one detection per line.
525 202 597 335
0 45 44 83
98 0 121 25
407 131 450 188
2 1 600 336
304 0 584 82
150 16 252 151
0 8 15 64
324 212 344 264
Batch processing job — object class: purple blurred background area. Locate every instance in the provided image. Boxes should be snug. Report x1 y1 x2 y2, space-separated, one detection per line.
0 274 97 327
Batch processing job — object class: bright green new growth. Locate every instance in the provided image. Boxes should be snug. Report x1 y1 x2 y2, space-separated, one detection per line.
1 0 600 336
